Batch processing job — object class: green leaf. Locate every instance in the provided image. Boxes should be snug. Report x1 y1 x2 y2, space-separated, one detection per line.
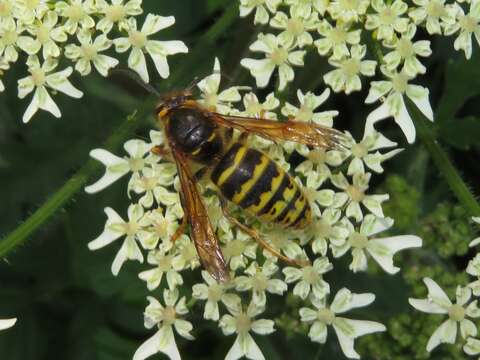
438 115 480 150
436 53 480 124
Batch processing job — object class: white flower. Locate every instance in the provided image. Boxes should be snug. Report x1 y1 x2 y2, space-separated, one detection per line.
235 261 287 307
444 2 480 60
283 257 332 300
281 88 338 127
0 0 15 24
469 216 480 247
383 24 432 77
464 337 480 357
241 33 306 91
295 147 346 187
96 0 142 34
324 45 377 95
409 278 480 352
0 59 9 92
286 0 329 17
365 66 434 144
18 11 67 58
139 246 183 290
222 230 258 271
197 58 245 113
172 235 200 271
233 92 279 120
129 163 177 208
0 318 16 331
113 14 188 82
239 0 281 25
219 301 275 360
315 20 361 58
14 0 49 25
328 0 370 23
134 289 194 360
17 56 83 123
344 124 402 175
466 253 480 296
55 0 96 34
408 0 456 35
269 10 318 48
137 207 179 250
331 215 422 274
0 18 23 63
65 30 119 77
88 204 145 275
305 208 349 256
331 172 389 222
85 139 157 193
365 0 409 41
192 271 238 321
300 288 386 359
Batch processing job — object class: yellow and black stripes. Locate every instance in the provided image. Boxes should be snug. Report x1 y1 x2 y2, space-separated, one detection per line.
211 143 311 229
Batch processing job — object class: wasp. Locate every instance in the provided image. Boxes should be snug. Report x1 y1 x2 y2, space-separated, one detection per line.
149 85 345 283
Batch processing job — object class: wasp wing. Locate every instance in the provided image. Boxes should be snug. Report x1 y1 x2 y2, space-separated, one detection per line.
171 148 229 283
210 113 346 149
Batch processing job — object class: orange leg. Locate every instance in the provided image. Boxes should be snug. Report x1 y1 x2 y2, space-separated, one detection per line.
171 215 188 243
150 145 173 161
219 198 309 267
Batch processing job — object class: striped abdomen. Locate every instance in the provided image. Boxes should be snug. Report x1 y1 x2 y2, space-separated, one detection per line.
211 143 311 228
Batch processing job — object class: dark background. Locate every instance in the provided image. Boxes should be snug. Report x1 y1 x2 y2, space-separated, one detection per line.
1 1 479 359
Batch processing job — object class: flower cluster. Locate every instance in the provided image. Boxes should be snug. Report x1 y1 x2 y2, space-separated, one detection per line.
409 217 480 357
239 0 479 143
86 58 422 359
0 0 187 123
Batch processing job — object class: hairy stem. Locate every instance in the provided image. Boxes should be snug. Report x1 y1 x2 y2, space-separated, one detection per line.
0 104 153 258
0 3 240 258
406 98 480 217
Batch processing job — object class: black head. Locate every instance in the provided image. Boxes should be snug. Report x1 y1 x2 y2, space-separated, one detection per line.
155 90 194 120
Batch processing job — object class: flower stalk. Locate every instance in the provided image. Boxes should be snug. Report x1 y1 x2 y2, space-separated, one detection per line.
0 103 153 258
406 98 480 217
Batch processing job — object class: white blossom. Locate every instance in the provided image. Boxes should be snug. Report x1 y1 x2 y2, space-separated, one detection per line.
134 289 194 360
17 56 83 123
241 33 306 91
113 14 188 82
197 57 245 113
283 257 332 300
239 0 282 25
444 2 480 59
0 318 16 331
324 45 377 94
219 301 275 360
300 288 386 359
331 215 422 274
365 0 409 41
365 66 434 144
88 204 145 275
409 278 480 352
96 0 143 34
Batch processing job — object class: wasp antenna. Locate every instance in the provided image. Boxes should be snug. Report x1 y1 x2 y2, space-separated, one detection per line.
109 68 161 97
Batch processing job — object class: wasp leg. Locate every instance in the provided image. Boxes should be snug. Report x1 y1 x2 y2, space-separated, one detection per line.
219 197 309 267
170 214 188 243
150 145 173 161
194 166 208 181
238 132 249 144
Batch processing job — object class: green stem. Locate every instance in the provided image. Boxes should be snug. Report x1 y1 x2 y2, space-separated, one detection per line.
0 4 240 258
406 98 480 217
0 102 154 258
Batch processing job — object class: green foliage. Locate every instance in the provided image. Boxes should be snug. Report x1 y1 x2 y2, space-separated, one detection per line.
419 203 474 259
